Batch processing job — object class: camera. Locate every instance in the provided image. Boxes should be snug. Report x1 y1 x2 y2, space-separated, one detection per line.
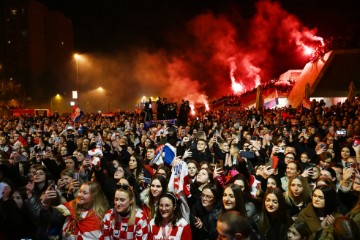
277 146 285 153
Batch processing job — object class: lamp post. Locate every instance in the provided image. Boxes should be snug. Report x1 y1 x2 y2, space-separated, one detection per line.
73 53 80 106
50 94 61 113
97 87 111 112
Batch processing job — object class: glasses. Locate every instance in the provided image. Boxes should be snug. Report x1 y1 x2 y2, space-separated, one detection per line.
116 184 130 190
201 194 214 201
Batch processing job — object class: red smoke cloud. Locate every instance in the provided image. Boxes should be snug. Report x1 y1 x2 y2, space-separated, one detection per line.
78 0 324 111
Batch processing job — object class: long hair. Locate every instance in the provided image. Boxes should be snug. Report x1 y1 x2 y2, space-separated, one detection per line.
75 181 109 220
258 187 292 235
114 187 137 226
130 154 144 179
229 174 252 203
154 192 183 227
203 182 222 204
284 176 311 206
313 185 337 216
221 184 247 216
149 175 168 218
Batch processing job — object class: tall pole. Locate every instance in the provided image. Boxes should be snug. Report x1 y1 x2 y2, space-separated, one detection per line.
76 57 79 106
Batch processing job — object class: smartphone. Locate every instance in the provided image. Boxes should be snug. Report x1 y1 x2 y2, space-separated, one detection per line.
345 162 357 169
336 129 346 136
73 172 80 180
143 177 151 185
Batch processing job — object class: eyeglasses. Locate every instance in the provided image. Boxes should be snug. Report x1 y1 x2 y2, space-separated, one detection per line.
201 194 214 201
116 184 130 190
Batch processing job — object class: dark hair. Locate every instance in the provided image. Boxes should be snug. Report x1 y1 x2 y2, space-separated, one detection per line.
196 168 213 184
221 184 247 216
229 174 252 203
218 211 250 238
289 220 312 239
154 192 182 227
322 167 337 182
149 175 168 218
202 182 222 204
68 156 80 169
313 185 337 216
155 165 171 180
120 173 142 207
259 188 292 235
130 154 144 179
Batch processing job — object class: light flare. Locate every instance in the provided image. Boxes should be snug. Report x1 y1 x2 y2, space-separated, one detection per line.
303 45 314 55
229 58 245 94
189 103 196 115
199 94 210 111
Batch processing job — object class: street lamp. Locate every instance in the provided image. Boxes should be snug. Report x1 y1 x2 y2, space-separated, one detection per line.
50 94 62 113
73 53 81 106
97 87 111 112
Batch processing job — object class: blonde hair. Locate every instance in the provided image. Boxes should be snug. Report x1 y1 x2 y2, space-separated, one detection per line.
75 181 109 220
284 176 311 206
115 188 137 226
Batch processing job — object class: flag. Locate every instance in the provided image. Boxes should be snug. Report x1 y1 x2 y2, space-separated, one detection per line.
151 143 176 166
302 97 312 110
71 106 84 123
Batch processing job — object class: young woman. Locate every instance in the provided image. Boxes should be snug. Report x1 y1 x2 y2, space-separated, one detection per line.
149 192 192 240
155 165 171 181
284 176 312 220
41 181 109 239
102 185 149 239
258 187 293 240
221 184 247 216
187 160 199 183
189 168 213 208
298 185 342 238
128 154 143 181
230 174 258 221
191 183 221 240
141 175 168 220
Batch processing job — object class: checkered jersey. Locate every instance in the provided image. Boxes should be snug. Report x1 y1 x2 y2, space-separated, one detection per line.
149 218 192 240
102 208 149 240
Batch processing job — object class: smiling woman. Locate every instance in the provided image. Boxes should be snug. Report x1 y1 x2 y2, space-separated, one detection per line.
102 187 149 239
150 192 192 240
40 181 109 239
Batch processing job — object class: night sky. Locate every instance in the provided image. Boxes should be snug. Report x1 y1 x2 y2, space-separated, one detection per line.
39 0 360 110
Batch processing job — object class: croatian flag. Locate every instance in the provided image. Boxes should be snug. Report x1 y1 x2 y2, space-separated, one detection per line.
151 143 176 166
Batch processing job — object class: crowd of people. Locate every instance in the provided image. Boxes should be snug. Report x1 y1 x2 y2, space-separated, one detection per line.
0 95 359 240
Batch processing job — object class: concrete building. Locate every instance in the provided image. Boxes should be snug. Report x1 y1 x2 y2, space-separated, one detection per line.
0 0 74 106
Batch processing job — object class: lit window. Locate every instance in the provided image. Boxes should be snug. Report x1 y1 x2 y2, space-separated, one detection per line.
11 9 17 15
61 41 64 45
7 40 11 44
